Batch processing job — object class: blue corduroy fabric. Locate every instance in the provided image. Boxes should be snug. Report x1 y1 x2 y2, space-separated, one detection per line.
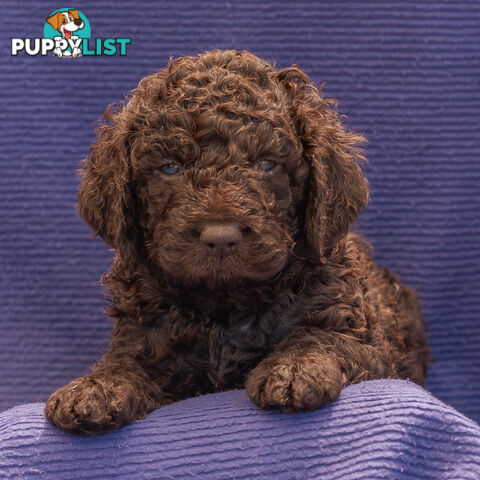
1 380 480 480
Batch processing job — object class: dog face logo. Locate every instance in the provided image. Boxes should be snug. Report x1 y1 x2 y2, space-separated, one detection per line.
11 9 131 57
44 8 90 57
46 9 85 41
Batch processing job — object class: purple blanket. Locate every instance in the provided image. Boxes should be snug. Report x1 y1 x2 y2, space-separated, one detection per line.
1 380 479 479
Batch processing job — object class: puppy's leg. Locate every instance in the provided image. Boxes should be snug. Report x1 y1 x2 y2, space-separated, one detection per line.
45 357 163 435
246 326 395 412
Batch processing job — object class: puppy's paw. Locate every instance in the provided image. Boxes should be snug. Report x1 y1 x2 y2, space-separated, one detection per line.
246 354 344 412
45 374 139 435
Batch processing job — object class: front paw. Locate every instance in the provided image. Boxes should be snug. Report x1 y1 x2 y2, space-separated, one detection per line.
45 374 138 435
246 354 344 412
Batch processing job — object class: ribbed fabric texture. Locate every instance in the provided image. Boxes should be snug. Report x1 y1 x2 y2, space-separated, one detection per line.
1 380 479 480
0 0 479 430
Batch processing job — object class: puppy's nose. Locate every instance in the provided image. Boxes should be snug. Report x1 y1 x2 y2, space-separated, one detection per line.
200 224 242 257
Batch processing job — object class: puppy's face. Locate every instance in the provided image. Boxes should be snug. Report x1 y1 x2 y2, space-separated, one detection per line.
46 10 84 37
78 50 369 292
131 96 308 289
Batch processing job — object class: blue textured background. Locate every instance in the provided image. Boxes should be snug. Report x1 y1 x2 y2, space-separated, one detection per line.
1 1 479 424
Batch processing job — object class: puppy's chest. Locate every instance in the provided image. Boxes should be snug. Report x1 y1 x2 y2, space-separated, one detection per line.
206 308 275 365
152 290 309 396
173 302 300 388
208 303 291 350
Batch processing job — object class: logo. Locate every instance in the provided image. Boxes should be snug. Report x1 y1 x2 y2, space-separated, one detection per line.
11 9 131 57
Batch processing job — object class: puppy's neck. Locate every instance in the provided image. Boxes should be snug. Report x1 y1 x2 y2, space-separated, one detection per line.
107 244 320 323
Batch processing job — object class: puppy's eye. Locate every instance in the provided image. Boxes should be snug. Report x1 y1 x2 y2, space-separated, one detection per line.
160 163 181 176
257 159 276 171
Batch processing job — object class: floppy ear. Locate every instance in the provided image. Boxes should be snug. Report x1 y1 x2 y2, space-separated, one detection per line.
68 9 80 20
77 103 143 271
275 67 369 260
46 13 61 31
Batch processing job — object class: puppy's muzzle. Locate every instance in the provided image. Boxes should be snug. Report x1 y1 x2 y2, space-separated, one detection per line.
200 223 242 257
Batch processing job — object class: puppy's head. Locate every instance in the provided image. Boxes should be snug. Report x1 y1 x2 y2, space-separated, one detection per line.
78 49 368 291
46 10 84 35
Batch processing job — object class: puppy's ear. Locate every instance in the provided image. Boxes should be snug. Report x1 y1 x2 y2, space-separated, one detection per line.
274 66 369 259
77 103 142 271
68 9 80 20
46 13 61 31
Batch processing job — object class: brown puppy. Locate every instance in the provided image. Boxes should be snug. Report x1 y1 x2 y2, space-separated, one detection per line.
45 49 429 435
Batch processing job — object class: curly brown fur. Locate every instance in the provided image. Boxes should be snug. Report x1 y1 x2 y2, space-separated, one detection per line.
45 49 429 435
